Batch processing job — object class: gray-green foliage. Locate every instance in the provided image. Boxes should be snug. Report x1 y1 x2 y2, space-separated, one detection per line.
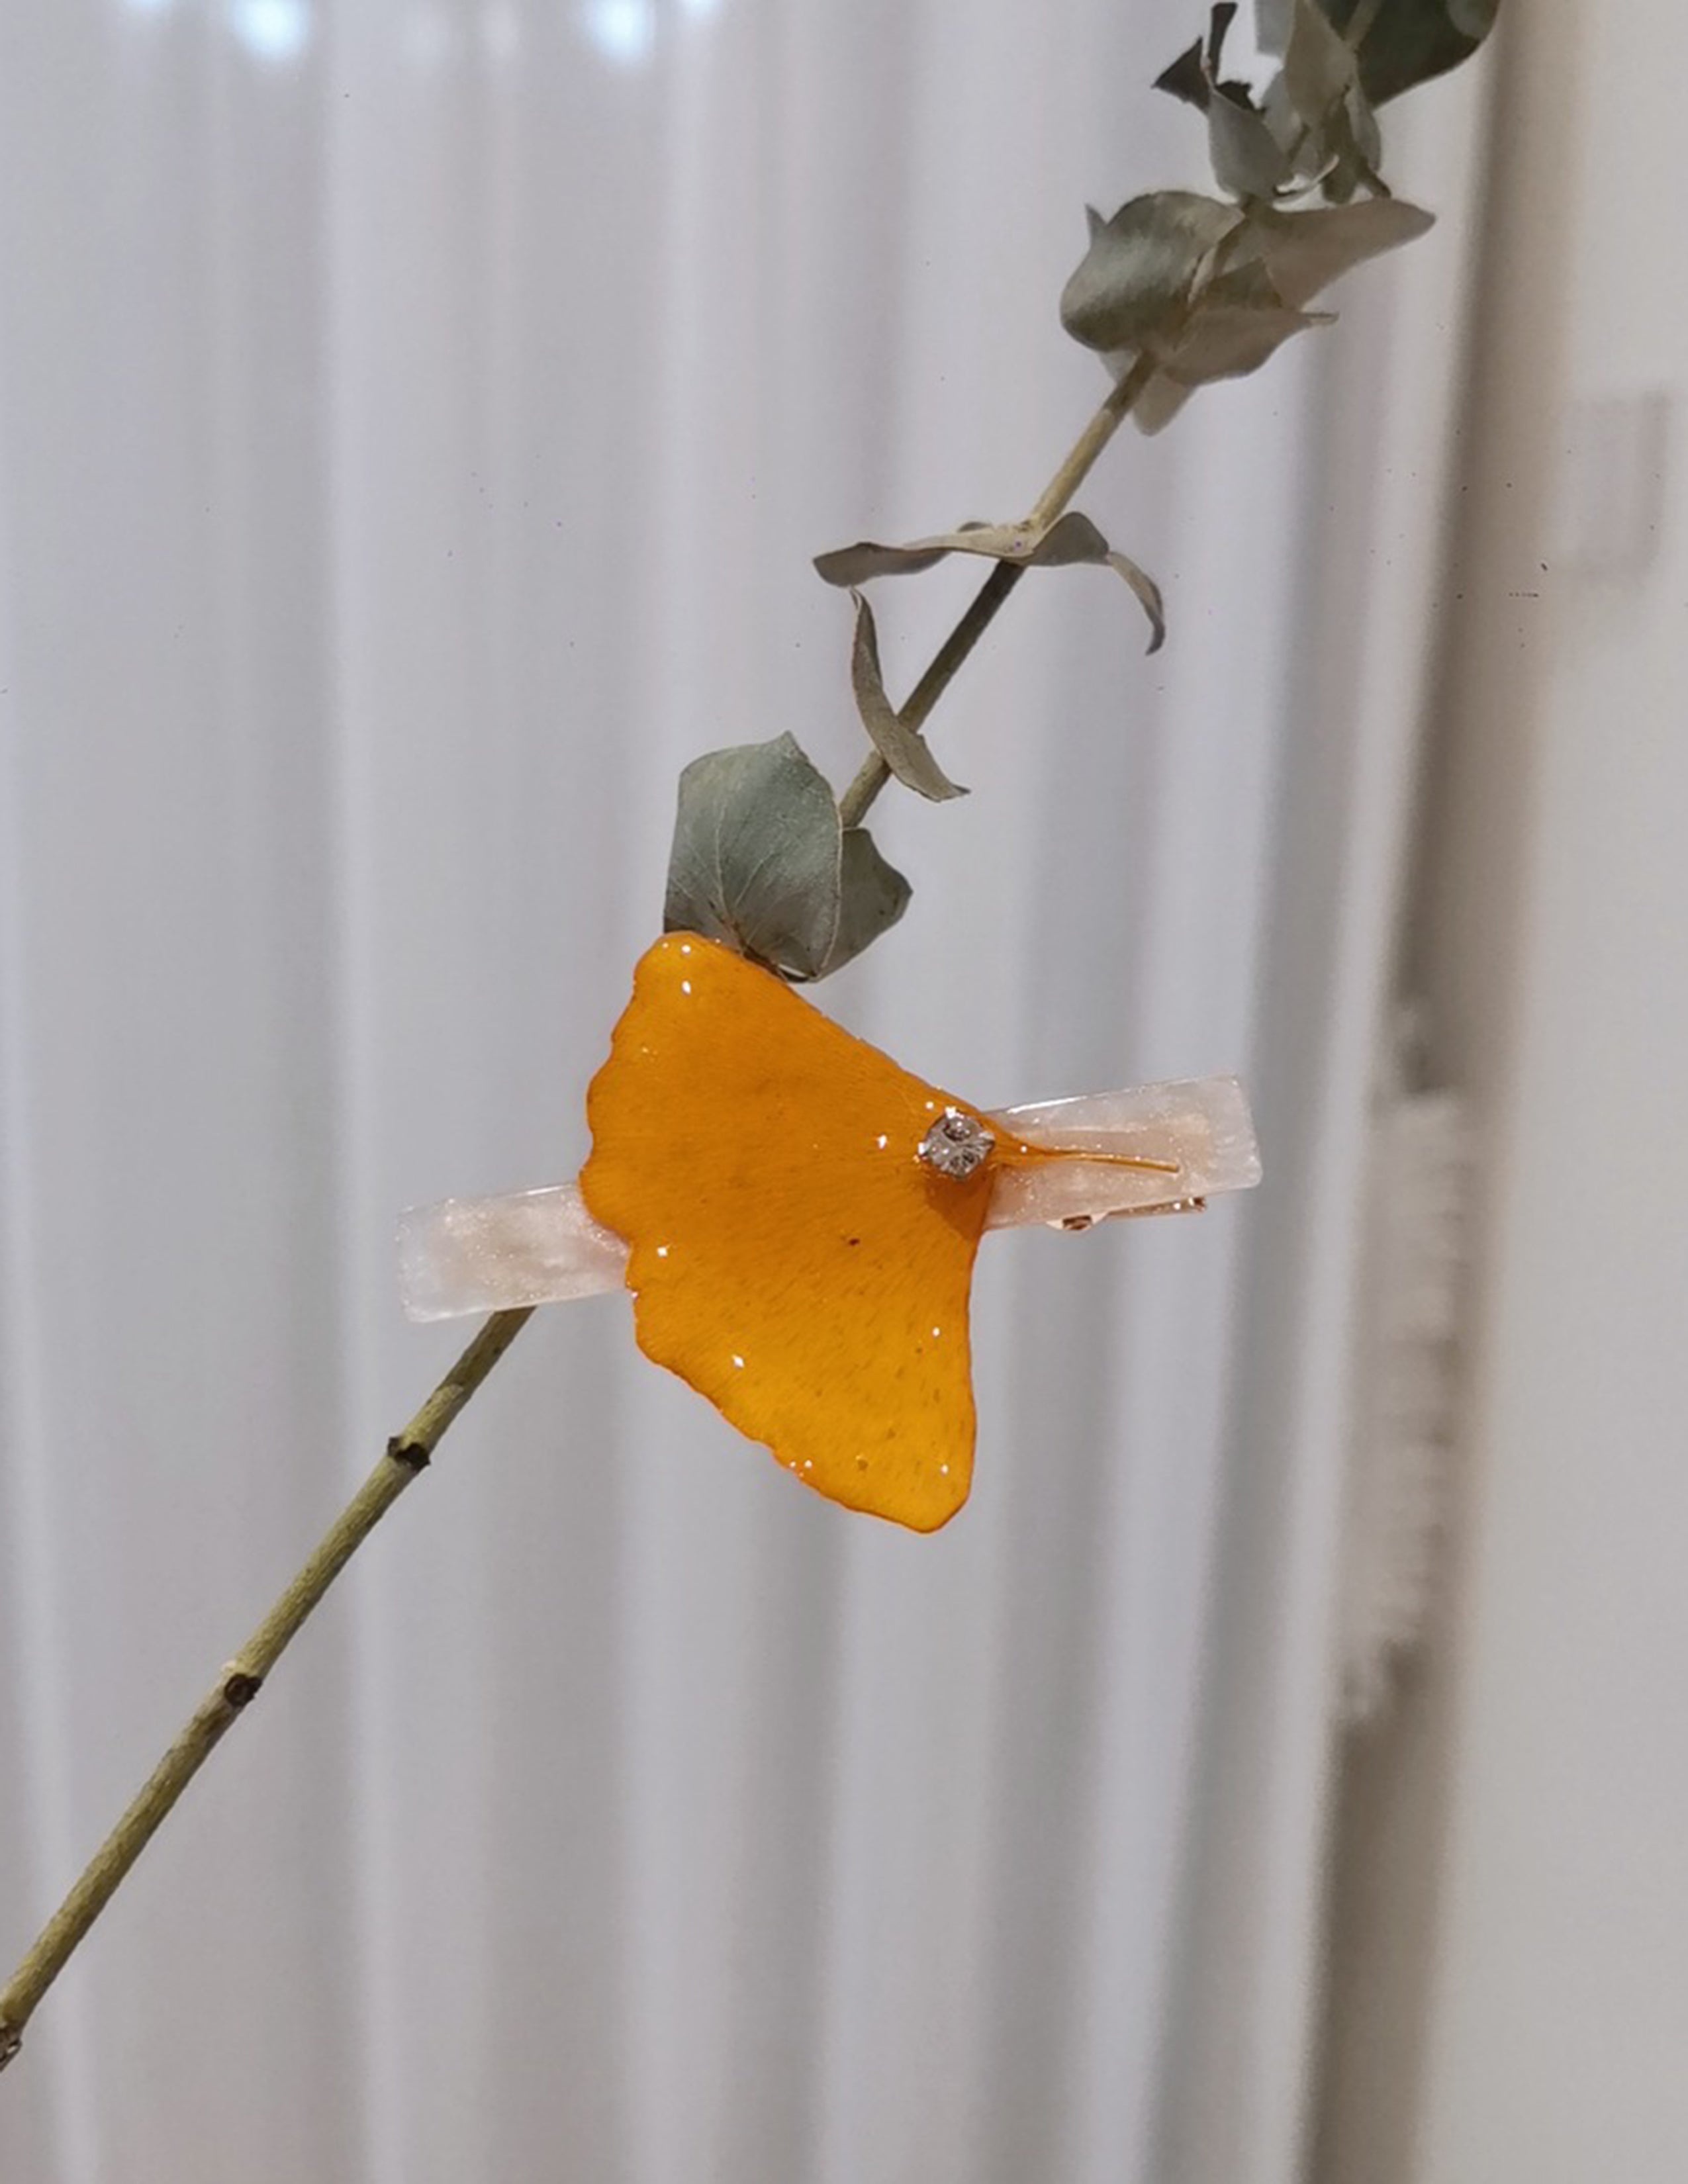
817 515 1165 654
1157 1 1384 203
664 734 910 981
1059 191 1434 432
662 0 1497 985
1304 0 1497 105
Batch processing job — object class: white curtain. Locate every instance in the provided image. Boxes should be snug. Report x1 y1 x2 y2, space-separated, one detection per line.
0 5 1486 2181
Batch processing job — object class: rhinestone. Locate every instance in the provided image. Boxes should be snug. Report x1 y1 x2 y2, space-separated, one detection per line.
916 1107 994 1179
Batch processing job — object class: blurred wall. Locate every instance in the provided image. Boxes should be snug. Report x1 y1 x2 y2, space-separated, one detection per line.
1315 1 1688 2177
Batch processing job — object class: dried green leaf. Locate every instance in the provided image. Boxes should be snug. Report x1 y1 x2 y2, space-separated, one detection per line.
1098 261 1323 427
1104 548 1168 655
816 523 1002 586
1272 2 1384 198
1315 0 1498 105
849 592 967 803
1162 299 1329 386
1113 197 1427 432
663 731 843 980
1152 36 1210 109
1205 1 1241 74
1154 3 1253 107
1150 9 1296 201
1059 191 1243 355
1131 376 1198 434
817 513 1165 654
1283 0 1360 126
1214 0 1382 201
1238 197 1434 308
1207 91 1299 199
821 827 913 976
1173 0 1394 205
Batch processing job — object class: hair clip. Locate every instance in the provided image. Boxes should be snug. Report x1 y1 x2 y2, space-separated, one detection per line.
398 934 1260 1529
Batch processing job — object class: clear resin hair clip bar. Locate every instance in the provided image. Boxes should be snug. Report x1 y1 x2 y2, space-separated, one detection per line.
397 934 1260 1531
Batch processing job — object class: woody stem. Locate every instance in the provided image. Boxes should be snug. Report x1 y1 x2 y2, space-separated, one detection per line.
0 1308 532 2073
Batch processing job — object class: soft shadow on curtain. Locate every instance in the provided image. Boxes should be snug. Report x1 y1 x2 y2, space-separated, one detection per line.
0 5 1483 2181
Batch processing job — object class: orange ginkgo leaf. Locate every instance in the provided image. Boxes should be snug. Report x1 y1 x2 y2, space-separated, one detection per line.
579 933 1178 1531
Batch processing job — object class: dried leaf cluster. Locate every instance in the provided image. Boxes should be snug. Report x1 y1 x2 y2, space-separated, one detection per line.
662 0 1497 984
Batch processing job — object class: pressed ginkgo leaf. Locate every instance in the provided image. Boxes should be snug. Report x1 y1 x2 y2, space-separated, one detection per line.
577 934 1186 1531
580 933 996 1529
